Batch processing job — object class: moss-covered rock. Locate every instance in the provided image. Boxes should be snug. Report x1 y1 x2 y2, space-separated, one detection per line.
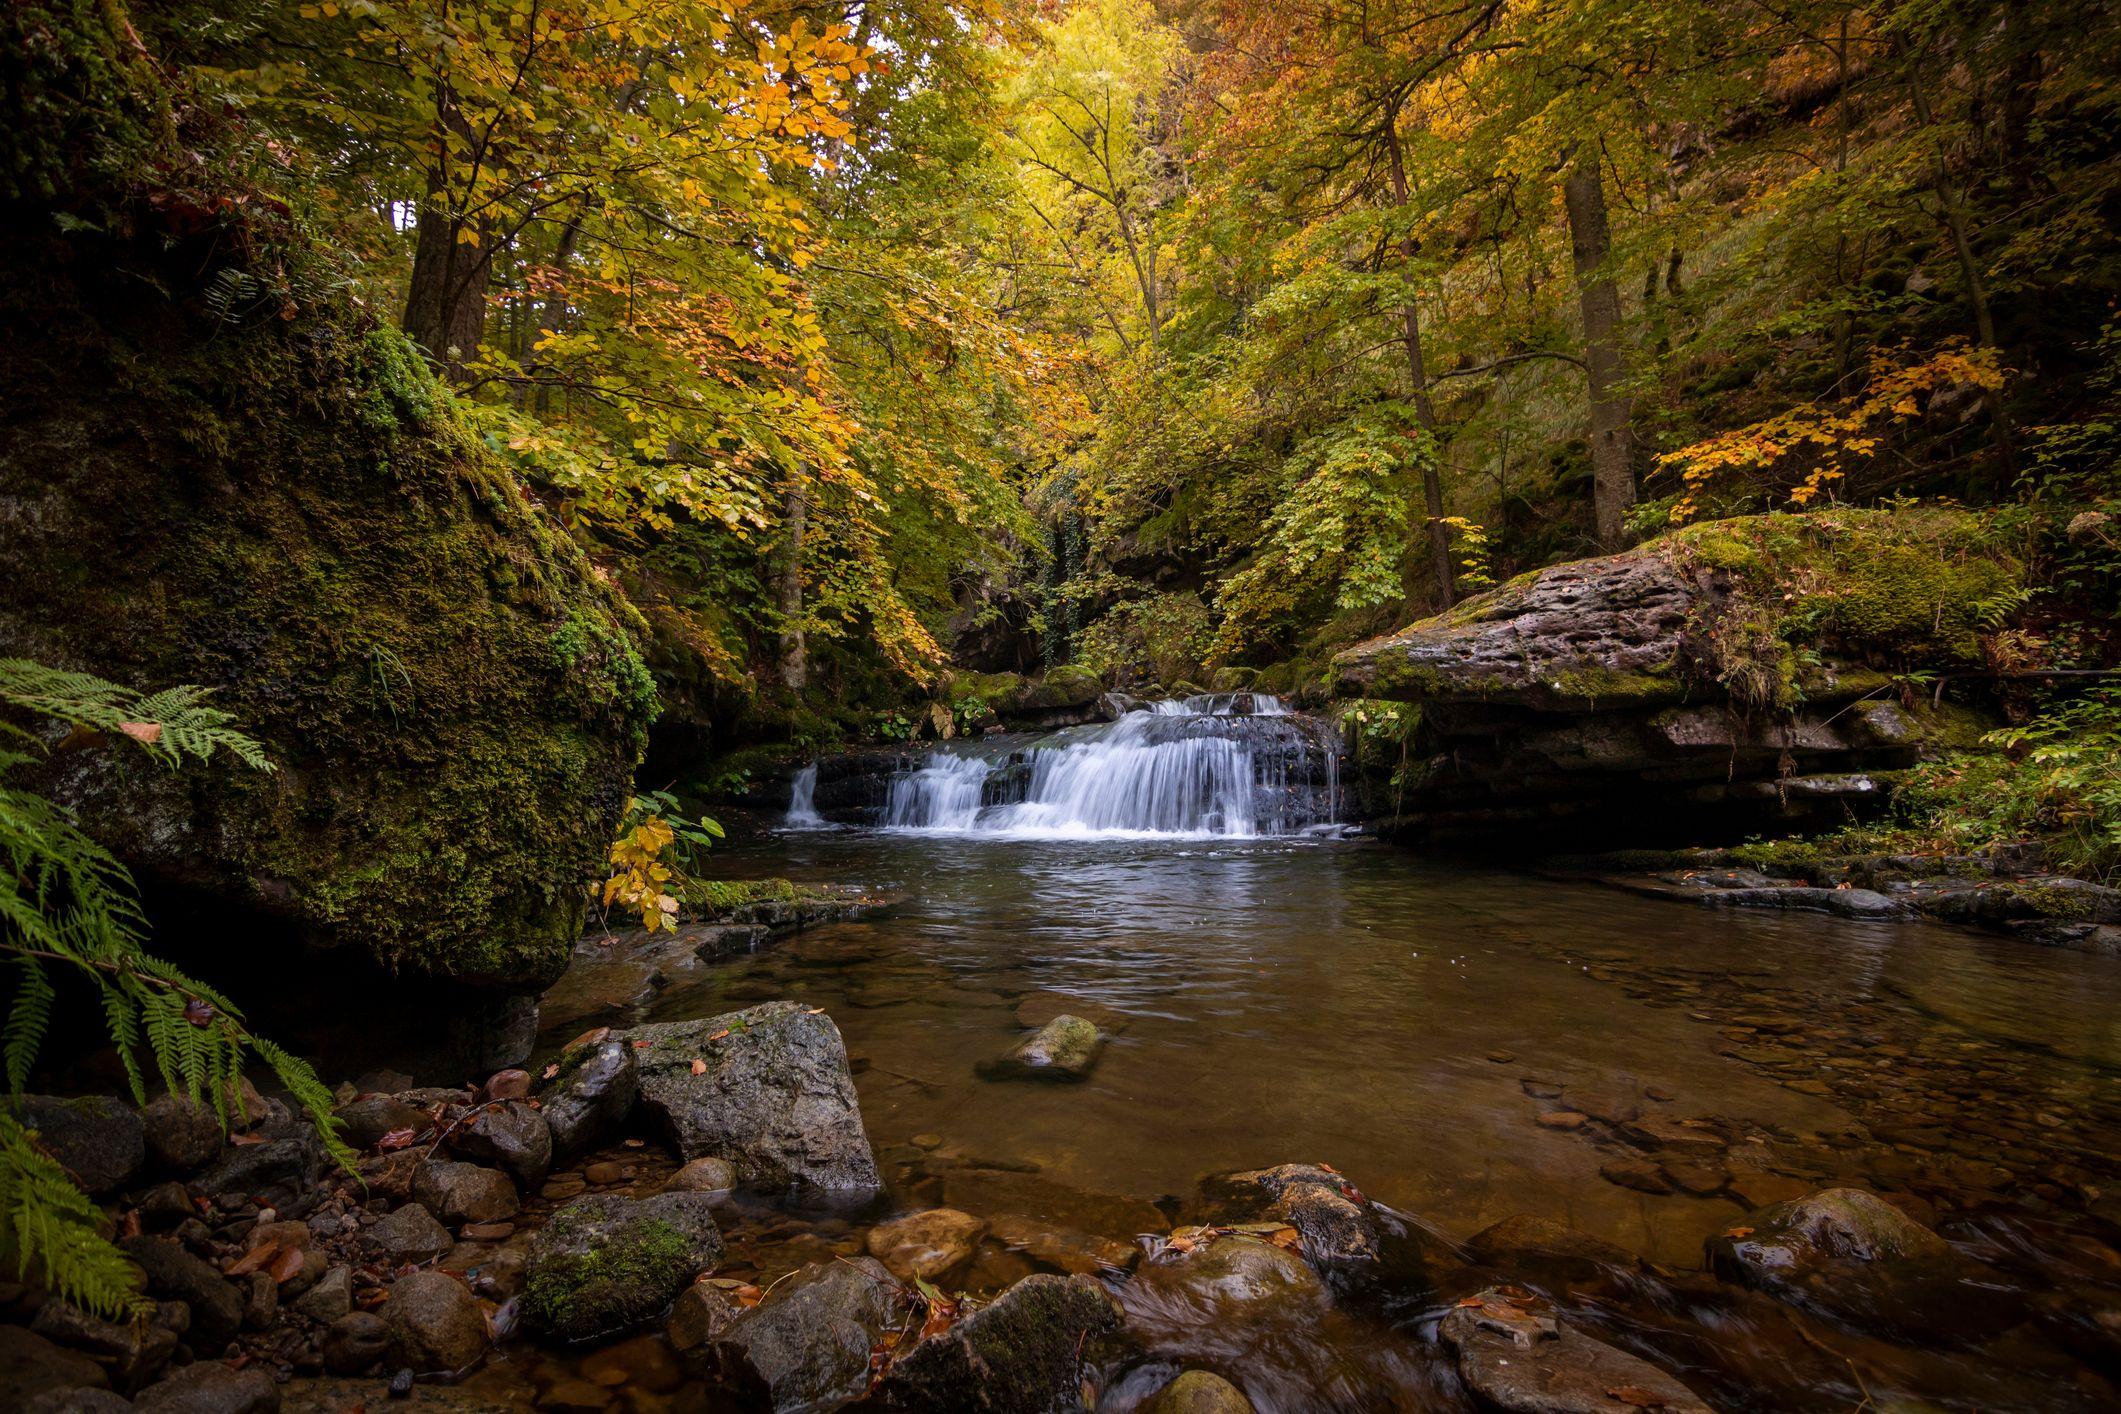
0 1 651 993
522 1192 726 1343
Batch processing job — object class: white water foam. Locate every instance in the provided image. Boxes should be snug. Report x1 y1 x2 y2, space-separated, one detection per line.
783 762 827 830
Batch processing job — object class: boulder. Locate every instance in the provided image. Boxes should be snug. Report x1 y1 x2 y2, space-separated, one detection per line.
665 1281 746 1355
412 1159 520 1226
383 1270 489 1374
7 1096 143 1194
1439 1288 1710 1414
1133 1233 1327 1319
24 1389 133 1414
864 1208 987 1285
0 1326 110 1407
294 1265 355 1323
712 1258 902 1412
1702 1186 1999 1339
134 1362 281 1414
445 1100 551 1187
191 1121 326 1212
363 1202 454 1264
522 1191 725 1342
535 1038 638 1160
1200 1163 1381 1269
321 1312 390 1375
138 1094 224 1173
332 1095 431 1151
868 1273 1122 1413
120 1235 245 1351
623 1002 881 1196
32 1300 177 1390
1147 1371 1254 1414
980 1016 1103 1082
665 1156 738 1194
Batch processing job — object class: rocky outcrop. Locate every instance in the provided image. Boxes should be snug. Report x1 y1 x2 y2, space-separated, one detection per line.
1332 512 2012 844
867 1273 1123 1413
0 1 652 1055
624 1001 882 1197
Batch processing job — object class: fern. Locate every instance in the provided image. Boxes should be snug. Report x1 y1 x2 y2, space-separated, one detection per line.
0 659 351 1319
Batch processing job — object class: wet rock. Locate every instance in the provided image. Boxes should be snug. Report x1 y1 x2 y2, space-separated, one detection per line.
245 1219 326 1294
1704 886 1912 920
1439 1288 1710 1414
624 1001 881 1196
0 1325 111 1406
332 1095 430 1151
1200 1164 1382 1269
412 1159 520 1226
536 1038 639 1163
192 1122 326 1212
712 1257 901 1412
363 1202 453 1263
583 1159 629 1186
665 1281 744 1354
1598 1159 1671 1195
384 1269 488 1374
293 1265 354 1323
241 1269 278 1329
446 1100 551 1187
138 1180 196 1230
980 1015 1103 1082
1137 1233 1327 1316
8 1096 144 1194
139 1094 224 1173
868 1273 1122 1413
1703 1186 2001 1339
1463 1216 1643 1284
522 1191 725 1342
120 1235 244 1351
322 1312 390 1375
986 1214 1138 1276
134 1362 280 1413
535 1378 613 1413
33 1299 178 1390
1534 1111 1587 1131
580 1333 684 1393
665 1156 738 1193
483 1069 532 1102
865 1208 987 1284
1146 1370 1254 1414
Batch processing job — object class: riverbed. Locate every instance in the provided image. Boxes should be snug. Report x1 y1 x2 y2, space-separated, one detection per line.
528 824 2121 1410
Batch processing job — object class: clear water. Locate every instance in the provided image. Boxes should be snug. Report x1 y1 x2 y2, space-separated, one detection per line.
598 827 2121 1411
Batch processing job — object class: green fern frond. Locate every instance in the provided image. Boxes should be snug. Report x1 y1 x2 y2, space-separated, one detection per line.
3 961 52 1094
0 1112 150 1320
0 659 274 772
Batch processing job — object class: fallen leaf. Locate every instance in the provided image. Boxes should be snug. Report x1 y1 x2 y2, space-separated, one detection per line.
707 1029 731 1042
1606 1387 1670 1409
1722 1227 1754 1240
118 1210 142 1239
269 1246 307 1285
633 1041 651 1050
377 1127 418 1152
541 1063 560 1081
690 1058 707 1075
566 1027 611 1050
226 1241 279 1276
228 1132 265 1147
118 720 164 746
623 1138 645 1148
1455 1295 1486 1308
733 1283 765 1308
1262 1225 1301 1251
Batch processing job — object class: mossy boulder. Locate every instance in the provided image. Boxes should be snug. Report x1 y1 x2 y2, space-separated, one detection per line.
521 1192 726 1343
0 2 652 996
867 1273 1123 1413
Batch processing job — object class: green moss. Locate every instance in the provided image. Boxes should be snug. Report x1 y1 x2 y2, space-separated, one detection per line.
1726 839 1828 877
1544 665 1687 709
1011 664 1103 711
677 877 800 917
522 1218 694 1337
1997 881 2097 920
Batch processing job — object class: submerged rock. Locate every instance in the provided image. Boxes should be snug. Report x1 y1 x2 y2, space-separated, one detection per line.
1200 1163 1382 1270
624 1001 881 1196
1135 1232 1328 1317
134 1361 281 1413
867 1273 1123 1412
522 1191 726 1342
712 1257 902 1411
865 1208 987 1284
981 1015 1104 1082
536 1036 638 1160
1463 1216 1643 1286
1438 1288 1710 1414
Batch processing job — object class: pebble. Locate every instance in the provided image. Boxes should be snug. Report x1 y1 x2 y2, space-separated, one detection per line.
1520 1079 1563 1100
1485 1050 1516 1064
912 1133 944 1150
1534 1111 1588 1131
583 1161 628 1186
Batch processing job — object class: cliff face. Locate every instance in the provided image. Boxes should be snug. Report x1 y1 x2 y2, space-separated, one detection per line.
0 2 652 1023
1333 512 2013 843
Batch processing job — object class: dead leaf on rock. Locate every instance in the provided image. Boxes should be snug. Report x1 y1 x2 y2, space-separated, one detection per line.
117 721 163 746
1607 1387 1671 1409
377 1127 418 1152
540 1063 560 1081
566 1027 611 1051
690 1058 707 1075
1723 1226 1755 1240
227 1242 278 1277
269 1246 307 1285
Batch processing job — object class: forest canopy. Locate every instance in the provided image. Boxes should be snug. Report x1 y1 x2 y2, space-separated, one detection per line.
111 0 2121 725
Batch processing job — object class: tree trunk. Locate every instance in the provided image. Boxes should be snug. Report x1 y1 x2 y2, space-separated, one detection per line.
776 480 808 692
531 216 580 415
402 90 492 380
1562 156 1635 549
1385 122 1455 609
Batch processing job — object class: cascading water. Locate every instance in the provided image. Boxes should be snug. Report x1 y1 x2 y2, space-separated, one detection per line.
866 693 1340 838
783 763 826 829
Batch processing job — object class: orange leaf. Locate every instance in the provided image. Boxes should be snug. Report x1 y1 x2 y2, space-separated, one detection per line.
690 1058 707 1075
269 1246 307 1285
226 1241 279 1276
117 721 163 746
1607 1388 1671 1409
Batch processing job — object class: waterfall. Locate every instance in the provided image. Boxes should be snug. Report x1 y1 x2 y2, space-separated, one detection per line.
875 694 1341 839
784 763 825 829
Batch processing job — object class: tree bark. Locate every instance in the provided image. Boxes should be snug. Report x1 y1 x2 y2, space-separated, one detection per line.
1562 155 1635 549
403 192 492 379
1385 121 1455 609
776 479 808 692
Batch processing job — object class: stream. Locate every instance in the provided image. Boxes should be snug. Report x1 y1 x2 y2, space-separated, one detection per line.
508 699 2121 1410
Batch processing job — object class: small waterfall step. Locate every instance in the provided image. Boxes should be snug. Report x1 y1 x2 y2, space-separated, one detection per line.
797 693 1340 839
